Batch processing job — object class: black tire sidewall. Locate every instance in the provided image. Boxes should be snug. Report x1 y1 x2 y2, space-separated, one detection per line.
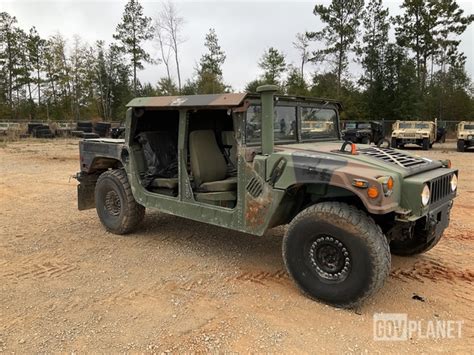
95 173 128 232
284 213 377 306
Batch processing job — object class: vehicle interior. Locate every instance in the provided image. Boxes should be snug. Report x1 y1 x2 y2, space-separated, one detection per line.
131 109 180 197
130 108 238 208
187 109 238 208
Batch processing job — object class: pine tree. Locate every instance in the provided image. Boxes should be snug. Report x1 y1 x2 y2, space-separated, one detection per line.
113 0 154 94
307 0 364 97
195 28 227 94
258 47 286 86
359 0 390 119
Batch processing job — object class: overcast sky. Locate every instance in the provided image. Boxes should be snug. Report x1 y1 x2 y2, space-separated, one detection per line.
3 0 474 91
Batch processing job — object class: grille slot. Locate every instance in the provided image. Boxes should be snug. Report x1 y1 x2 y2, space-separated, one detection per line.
358 147 429 168
246 177 263 198
430 174 452 204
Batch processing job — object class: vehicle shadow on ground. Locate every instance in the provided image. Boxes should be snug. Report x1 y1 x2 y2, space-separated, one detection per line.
134 210 285 266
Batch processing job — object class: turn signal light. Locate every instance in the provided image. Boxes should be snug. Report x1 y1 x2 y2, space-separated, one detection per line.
367 186 379 199
387 177 394 191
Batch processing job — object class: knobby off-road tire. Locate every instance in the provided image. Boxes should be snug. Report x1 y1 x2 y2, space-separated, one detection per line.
95 169 145 234
391 137 398 148
283 202 391 308
422 138 430 150
457 139 465 152
361 136 370 145
390 229 443 256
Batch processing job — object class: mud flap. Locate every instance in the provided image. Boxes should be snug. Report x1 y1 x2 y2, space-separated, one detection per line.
77 182 96 210
77 171 101 211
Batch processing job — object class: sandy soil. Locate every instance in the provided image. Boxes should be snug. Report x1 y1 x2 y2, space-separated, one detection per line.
0 139 473 353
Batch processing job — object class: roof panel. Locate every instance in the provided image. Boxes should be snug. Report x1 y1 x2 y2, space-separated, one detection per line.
127 93 247 108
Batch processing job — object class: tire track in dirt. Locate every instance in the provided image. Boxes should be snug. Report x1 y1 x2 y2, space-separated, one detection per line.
231 269 290 286
229 261 474 288
1 256 78 284
390 259 474 283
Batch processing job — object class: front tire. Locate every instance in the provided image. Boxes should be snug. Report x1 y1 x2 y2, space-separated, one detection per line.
457 139 465 152
422 138 430 150
391 137 398 148
95 169 145 234
283 202 391 308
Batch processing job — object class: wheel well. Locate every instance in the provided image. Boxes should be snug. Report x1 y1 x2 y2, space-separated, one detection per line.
87 157 123 174
271 184 371 227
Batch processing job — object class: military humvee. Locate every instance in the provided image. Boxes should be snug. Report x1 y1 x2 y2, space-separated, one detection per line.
76 86 458 308
456 121 474 152
341 121 384 145
391 120 437 150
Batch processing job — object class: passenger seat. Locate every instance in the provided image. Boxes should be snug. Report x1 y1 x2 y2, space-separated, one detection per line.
189 130 237 193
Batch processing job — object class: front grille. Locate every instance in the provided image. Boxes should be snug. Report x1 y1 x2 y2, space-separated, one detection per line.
358 147 429 168
401 133 417 138
429 174 452 204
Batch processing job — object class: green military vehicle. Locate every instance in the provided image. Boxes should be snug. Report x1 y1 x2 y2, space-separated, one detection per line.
76 86 458 308
456 121 474 152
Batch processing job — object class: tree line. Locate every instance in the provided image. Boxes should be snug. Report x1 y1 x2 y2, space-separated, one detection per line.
0 0 472 122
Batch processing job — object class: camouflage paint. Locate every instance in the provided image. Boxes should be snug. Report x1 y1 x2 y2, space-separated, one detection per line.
77 92 458 237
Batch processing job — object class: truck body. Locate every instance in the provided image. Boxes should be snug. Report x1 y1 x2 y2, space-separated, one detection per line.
76 86 458 308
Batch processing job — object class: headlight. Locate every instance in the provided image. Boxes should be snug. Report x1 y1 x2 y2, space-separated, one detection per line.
450 174 458 192
421 184 430 206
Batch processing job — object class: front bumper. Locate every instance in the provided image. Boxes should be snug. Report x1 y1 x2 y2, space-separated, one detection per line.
424 199 453 242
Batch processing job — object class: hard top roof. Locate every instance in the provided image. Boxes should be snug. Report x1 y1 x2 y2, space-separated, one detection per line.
127 93 247 108
127 92 342 109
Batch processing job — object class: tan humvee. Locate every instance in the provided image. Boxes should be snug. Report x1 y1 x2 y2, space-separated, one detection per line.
456 121 474 152
391 120 436 150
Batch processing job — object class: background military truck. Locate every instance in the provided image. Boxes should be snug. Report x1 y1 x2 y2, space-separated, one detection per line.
341 121 384 145
391 120 437 150
456 121 474 152
76 86 458 308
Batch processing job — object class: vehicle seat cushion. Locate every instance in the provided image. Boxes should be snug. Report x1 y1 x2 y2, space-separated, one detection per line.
136 131 178 188
199 176 237 192
150 177 178 189
189 130 227 186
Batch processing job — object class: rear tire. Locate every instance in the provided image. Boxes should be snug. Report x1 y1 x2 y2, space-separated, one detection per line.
283 202 391 308
457 140 465 152
95 169 145 234
422 138 430 150
391 138 397 148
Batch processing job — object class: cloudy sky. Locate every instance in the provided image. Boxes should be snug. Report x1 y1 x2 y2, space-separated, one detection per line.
3 0 474 91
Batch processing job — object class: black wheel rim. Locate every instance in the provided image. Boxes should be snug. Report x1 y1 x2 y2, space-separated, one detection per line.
307 235 351 281
104 190 121 216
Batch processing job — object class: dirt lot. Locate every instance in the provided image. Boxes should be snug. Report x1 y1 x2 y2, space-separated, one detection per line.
0 139 473 352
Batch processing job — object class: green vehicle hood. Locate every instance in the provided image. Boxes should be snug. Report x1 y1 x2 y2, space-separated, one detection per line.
274 141 442 178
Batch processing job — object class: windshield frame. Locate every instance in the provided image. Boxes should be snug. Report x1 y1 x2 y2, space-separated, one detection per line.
243 99 341 146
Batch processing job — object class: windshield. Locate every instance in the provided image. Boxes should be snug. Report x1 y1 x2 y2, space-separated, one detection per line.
345 123 356 129
464 124 474 130
357 123 371 129
301 108 338 140
246 105 297 144
399 123 413 129
245 104 338 144
415 123 429 129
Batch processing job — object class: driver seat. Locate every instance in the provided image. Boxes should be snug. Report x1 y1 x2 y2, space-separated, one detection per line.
189 130 237 200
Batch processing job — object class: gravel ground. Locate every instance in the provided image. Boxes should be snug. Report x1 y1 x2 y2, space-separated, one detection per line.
0 139 473 352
